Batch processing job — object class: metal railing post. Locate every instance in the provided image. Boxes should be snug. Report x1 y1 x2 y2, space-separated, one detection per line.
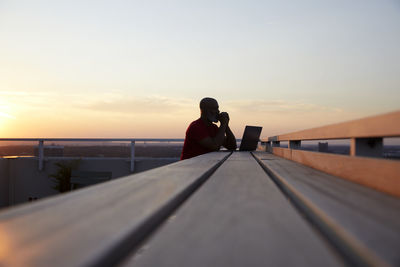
130 141 135 172
38 140 44 171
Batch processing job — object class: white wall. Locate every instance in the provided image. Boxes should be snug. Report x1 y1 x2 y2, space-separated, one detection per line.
0 157 179 209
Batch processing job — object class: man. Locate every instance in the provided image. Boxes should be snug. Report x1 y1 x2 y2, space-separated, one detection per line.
180 97 237 160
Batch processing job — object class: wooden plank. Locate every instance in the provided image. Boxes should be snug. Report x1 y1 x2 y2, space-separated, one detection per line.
272 146 291 158
253 152 400 267
269 147 400 197
262 110 400 141
121 152 345 267
0 152 230 267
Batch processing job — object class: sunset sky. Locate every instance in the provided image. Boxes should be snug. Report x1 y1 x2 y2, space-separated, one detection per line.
0 0 399 139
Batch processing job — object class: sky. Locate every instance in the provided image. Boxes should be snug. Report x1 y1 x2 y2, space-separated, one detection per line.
0 0 399 139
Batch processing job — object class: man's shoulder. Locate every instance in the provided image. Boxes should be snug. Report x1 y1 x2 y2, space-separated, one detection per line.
189 119 218 130
186 119 201 135
188 118 204 128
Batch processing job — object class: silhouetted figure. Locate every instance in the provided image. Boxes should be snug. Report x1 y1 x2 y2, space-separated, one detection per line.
181 97 237 160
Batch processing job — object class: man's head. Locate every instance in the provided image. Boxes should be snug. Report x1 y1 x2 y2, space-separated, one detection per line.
200 97 219 123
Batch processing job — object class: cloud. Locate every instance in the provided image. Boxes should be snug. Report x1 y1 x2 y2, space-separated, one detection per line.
0 90 199 119
225 99 343 114
77 95 197 115
77 97 343 118
0 90 60 109
0 89 344 125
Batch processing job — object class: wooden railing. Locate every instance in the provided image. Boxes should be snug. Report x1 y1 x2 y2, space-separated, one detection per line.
261 110 400 197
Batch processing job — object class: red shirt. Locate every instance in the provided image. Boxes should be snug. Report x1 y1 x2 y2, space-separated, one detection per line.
181 118 219 160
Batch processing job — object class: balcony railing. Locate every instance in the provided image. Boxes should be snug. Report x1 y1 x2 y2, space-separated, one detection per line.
0 138 184 172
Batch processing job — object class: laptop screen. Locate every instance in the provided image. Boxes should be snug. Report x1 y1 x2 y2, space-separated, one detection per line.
239 126 262 151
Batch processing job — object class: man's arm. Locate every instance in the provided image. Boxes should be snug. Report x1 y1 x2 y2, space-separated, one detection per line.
198 113 229 151
223 125 237 150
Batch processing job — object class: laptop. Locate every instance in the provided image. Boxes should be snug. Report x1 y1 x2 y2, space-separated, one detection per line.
239 126 262 151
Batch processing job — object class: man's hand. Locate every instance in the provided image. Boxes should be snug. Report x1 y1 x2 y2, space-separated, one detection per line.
219 112 230 125
198 111 230 151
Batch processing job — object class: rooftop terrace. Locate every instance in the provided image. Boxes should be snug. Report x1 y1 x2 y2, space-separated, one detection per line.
0 110 399 267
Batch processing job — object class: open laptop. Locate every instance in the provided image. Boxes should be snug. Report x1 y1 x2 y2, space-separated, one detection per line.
239 126 262 151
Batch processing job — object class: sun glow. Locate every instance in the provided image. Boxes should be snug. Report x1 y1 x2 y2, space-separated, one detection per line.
0 101 16 134
0 96 16 119
0 111 14 119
